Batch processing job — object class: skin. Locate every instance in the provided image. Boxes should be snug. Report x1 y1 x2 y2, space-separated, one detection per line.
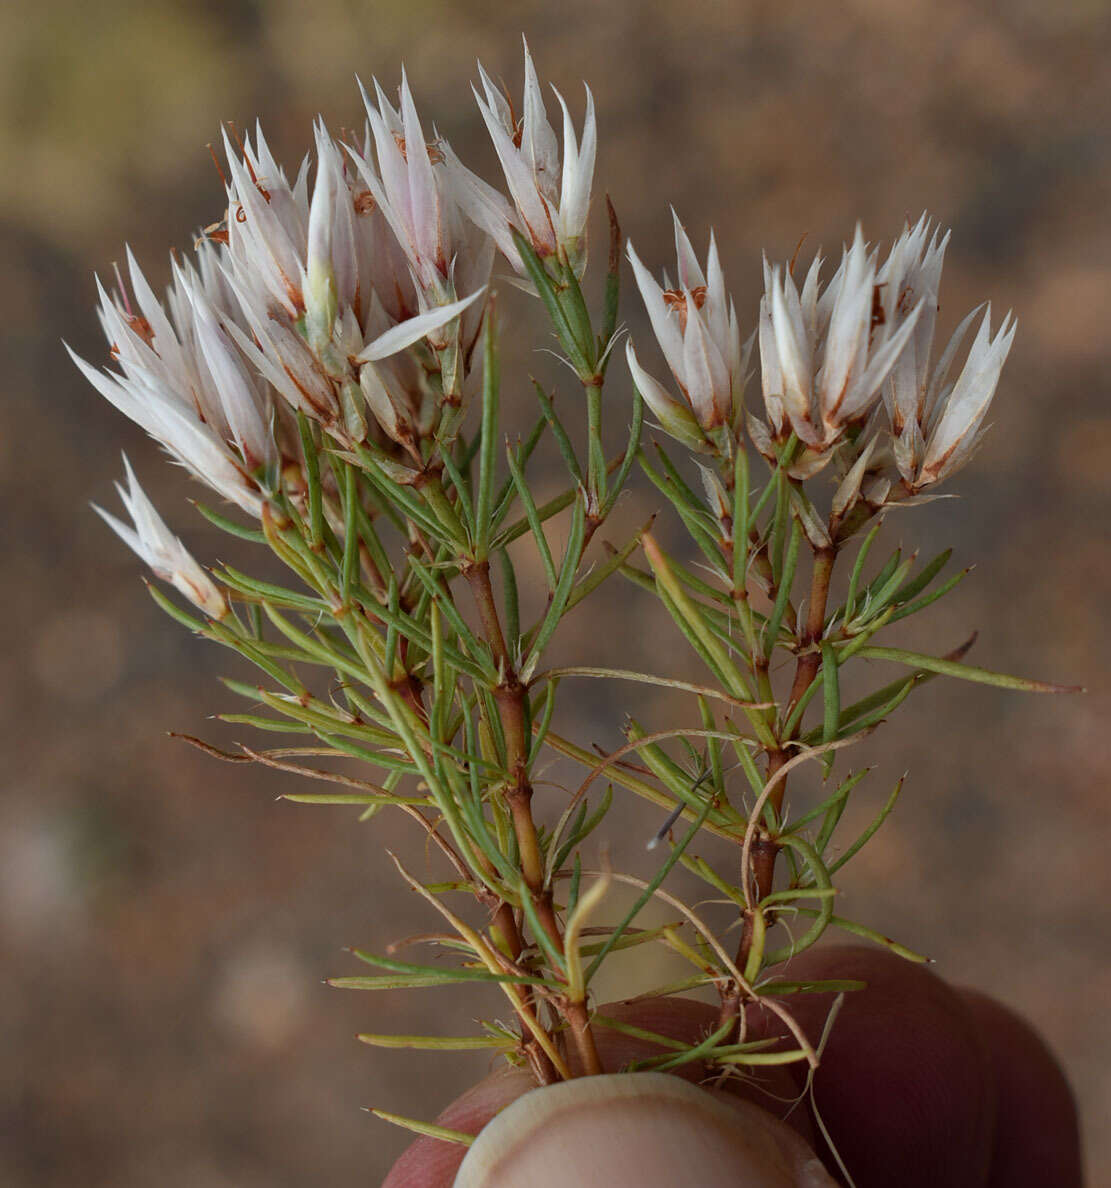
383 945 1082 1187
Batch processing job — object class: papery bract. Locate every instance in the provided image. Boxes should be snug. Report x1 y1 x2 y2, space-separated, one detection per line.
626 213 746 445
447 39 597 278
93 457 229 619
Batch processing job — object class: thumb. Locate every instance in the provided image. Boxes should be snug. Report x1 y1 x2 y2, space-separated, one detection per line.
453 1072 836 1188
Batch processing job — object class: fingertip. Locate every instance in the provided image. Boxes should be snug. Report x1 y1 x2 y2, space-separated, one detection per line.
381 1064 536 1188
958 988 1082 1188
754 945 995 1188
454 1072 835 1188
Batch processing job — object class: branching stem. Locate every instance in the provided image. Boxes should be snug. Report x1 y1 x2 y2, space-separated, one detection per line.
464 559 602 1078
735 541 838 979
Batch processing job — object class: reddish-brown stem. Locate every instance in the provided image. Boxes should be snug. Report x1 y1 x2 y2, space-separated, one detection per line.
489 900 558 1084
565 999 604 1076
468 561 511 668
784 545 836 729
734 545 837 979
464 560 602 1079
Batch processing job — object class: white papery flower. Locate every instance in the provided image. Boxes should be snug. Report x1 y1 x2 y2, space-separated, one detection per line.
902 305 1016 488
447 39 597 277
862 216 1018 490
221 124 309 320
877 215 949 436
73 110 492 484
626 214 746 444
758 225 924 449
68 253 270 517
350 74 492 311
93 457 228 620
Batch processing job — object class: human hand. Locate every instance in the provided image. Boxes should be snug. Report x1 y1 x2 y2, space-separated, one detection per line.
383 945 1081 1187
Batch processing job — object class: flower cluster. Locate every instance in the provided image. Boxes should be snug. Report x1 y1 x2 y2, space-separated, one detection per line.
72 45 597 591
446 42 596 278
625 213 748 451
626 213 1015 503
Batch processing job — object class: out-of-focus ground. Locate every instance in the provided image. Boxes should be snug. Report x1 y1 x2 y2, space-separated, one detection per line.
2 1 1110 1183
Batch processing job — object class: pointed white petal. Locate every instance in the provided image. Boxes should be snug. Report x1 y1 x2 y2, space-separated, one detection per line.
920 309 1015 482
839 297 924 425
399 69 443 272
626 340 704 448
769 269 812 426
819 226 873 422
555 84 596 244
95 461 229 617
831 436 878 518
475 86 553 253
627 240 684 379
681 297 729 429
520 42 558 185
757 296 786 435
356 288 487 362
923 303 984 428
671 210 705 290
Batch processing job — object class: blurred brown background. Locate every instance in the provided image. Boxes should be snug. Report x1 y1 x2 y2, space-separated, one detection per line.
2 0 1110 1183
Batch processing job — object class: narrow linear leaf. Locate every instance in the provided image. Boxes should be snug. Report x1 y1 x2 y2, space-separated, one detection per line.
602 383 644 519
821 641 840 749
281 792 427 806
790 910 929 963
438 449 476 540
367 1110 474 1147
521 493 586 673
854 646 1081 693
192 501 266 543
886 566 972 623
825 775 904 874
474 308 500 560
296 412 324 548
842 521 883 624
217 566 327 612
566 519 652 612
762 518 801 657
357 1034 511 1051
504 440 557 590
639 451 726 575
340 463 360 604
894 547 952 604
755 978 867 996
144 580 207 632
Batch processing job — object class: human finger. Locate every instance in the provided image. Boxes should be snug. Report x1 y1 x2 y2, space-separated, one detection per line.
453 1071 835 1188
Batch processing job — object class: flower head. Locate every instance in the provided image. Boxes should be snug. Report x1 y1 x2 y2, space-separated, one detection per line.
895 304 1016 490
447 39 597 277
67 250 273 517
876 214 950 439
93 457 228 619
757 225 924 449
71 110 490 492
625 213 746 448
350 72 493 315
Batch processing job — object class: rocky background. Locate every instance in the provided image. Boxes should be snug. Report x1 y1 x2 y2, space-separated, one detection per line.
2 0 1110 1183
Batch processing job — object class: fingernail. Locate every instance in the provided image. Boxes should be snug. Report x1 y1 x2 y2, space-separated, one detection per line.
454 1072 835 1187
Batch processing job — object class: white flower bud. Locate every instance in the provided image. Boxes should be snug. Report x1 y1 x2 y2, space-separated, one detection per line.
758 224 924 450
917 307 1016 487
94 458 228 620
626 216 744 443
447 39 597 278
